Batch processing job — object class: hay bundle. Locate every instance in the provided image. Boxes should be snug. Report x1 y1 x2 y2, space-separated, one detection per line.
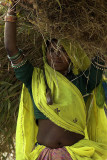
18 0 107 59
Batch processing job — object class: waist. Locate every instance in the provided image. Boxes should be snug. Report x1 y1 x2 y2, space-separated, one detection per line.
37 119 84 149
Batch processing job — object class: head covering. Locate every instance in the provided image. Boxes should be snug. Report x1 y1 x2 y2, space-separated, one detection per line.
42 39 91 75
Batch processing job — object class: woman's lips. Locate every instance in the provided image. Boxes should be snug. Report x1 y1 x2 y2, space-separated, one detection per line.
50 58 68 63
51 63 68 70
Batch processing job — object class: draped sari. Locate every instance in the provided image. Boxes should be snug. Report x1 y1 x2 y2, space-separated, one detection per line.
16 40 107 160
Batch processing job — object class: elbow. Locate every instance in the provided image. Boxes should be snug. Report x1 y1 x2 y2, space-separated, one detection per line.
4 41 11 53
5 47 14 54
4 40 17 54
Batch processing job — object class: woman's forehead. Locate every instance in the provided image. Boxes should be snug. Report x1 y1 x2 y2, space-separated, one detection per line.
48 42 64 52
46 39 67 54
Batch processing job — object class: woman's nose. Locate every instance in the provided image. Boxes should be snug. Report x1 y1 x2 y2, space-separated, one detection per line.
55 51 61 57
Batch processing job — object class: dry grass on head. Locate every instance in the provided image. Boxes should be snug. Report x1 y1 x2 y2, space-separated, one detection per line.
18 0 107 59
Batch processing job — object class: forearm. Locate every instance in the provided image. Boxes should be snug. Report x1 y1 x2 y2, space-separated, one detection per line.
4 4 18 56
4 22 18 54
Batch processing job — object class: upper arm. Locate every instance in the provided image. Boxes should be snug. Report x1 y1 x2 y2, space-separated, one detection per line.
14 61 34 88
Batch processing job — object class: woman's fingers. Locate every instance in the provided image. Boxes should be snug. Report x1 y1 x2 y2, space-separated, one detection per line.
0 2 9 7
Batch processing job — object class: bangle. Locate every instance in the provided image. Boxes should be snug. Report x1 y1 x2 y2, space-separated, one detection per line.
7 49 27 69
7 12 16 16
11 59 27 69
91 62 106 71
93 61 106 68
7 49 22 60
4 15 17 22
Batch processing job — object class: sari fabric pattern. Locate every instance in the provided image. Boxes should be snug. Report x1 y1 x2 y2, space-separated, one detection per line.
37 147 72 160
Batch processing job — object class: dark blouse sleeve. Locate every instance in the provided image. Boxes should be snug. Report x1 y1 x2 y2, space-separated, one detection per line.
14 61 34 88
84 57 105 93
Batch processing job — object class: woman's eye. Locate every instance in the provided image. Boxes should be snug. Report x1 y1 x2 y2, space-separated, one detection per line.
61 48 65 52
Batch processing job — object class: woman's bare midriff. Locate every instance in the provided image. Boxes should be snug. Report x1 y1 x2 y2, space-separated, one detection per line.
37 119 84 149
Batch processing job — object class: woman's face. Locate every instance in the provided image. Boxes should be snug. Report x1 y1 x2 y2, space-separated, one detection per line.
46 41 71 75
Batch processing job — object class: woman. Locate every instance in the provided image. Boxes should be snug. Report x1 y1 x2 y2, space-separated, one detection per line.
4 1 107 160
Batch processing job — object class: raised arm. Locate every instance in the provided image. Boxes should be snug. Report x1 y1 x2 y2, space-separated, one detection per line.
4 1 34 87
4 1 18 55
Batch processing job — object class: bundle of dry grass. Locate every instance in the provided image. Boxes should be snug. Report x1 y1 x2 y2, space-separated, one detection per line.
18 0 107 60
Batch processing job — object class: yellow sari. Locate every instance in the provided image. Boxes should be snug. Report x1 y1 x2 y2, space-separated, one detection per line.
16 40 107 160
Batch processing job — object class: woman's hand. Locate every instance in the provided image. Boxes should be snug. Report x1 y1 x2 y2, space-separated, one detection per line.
9 0 17 5
7 0 17 15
